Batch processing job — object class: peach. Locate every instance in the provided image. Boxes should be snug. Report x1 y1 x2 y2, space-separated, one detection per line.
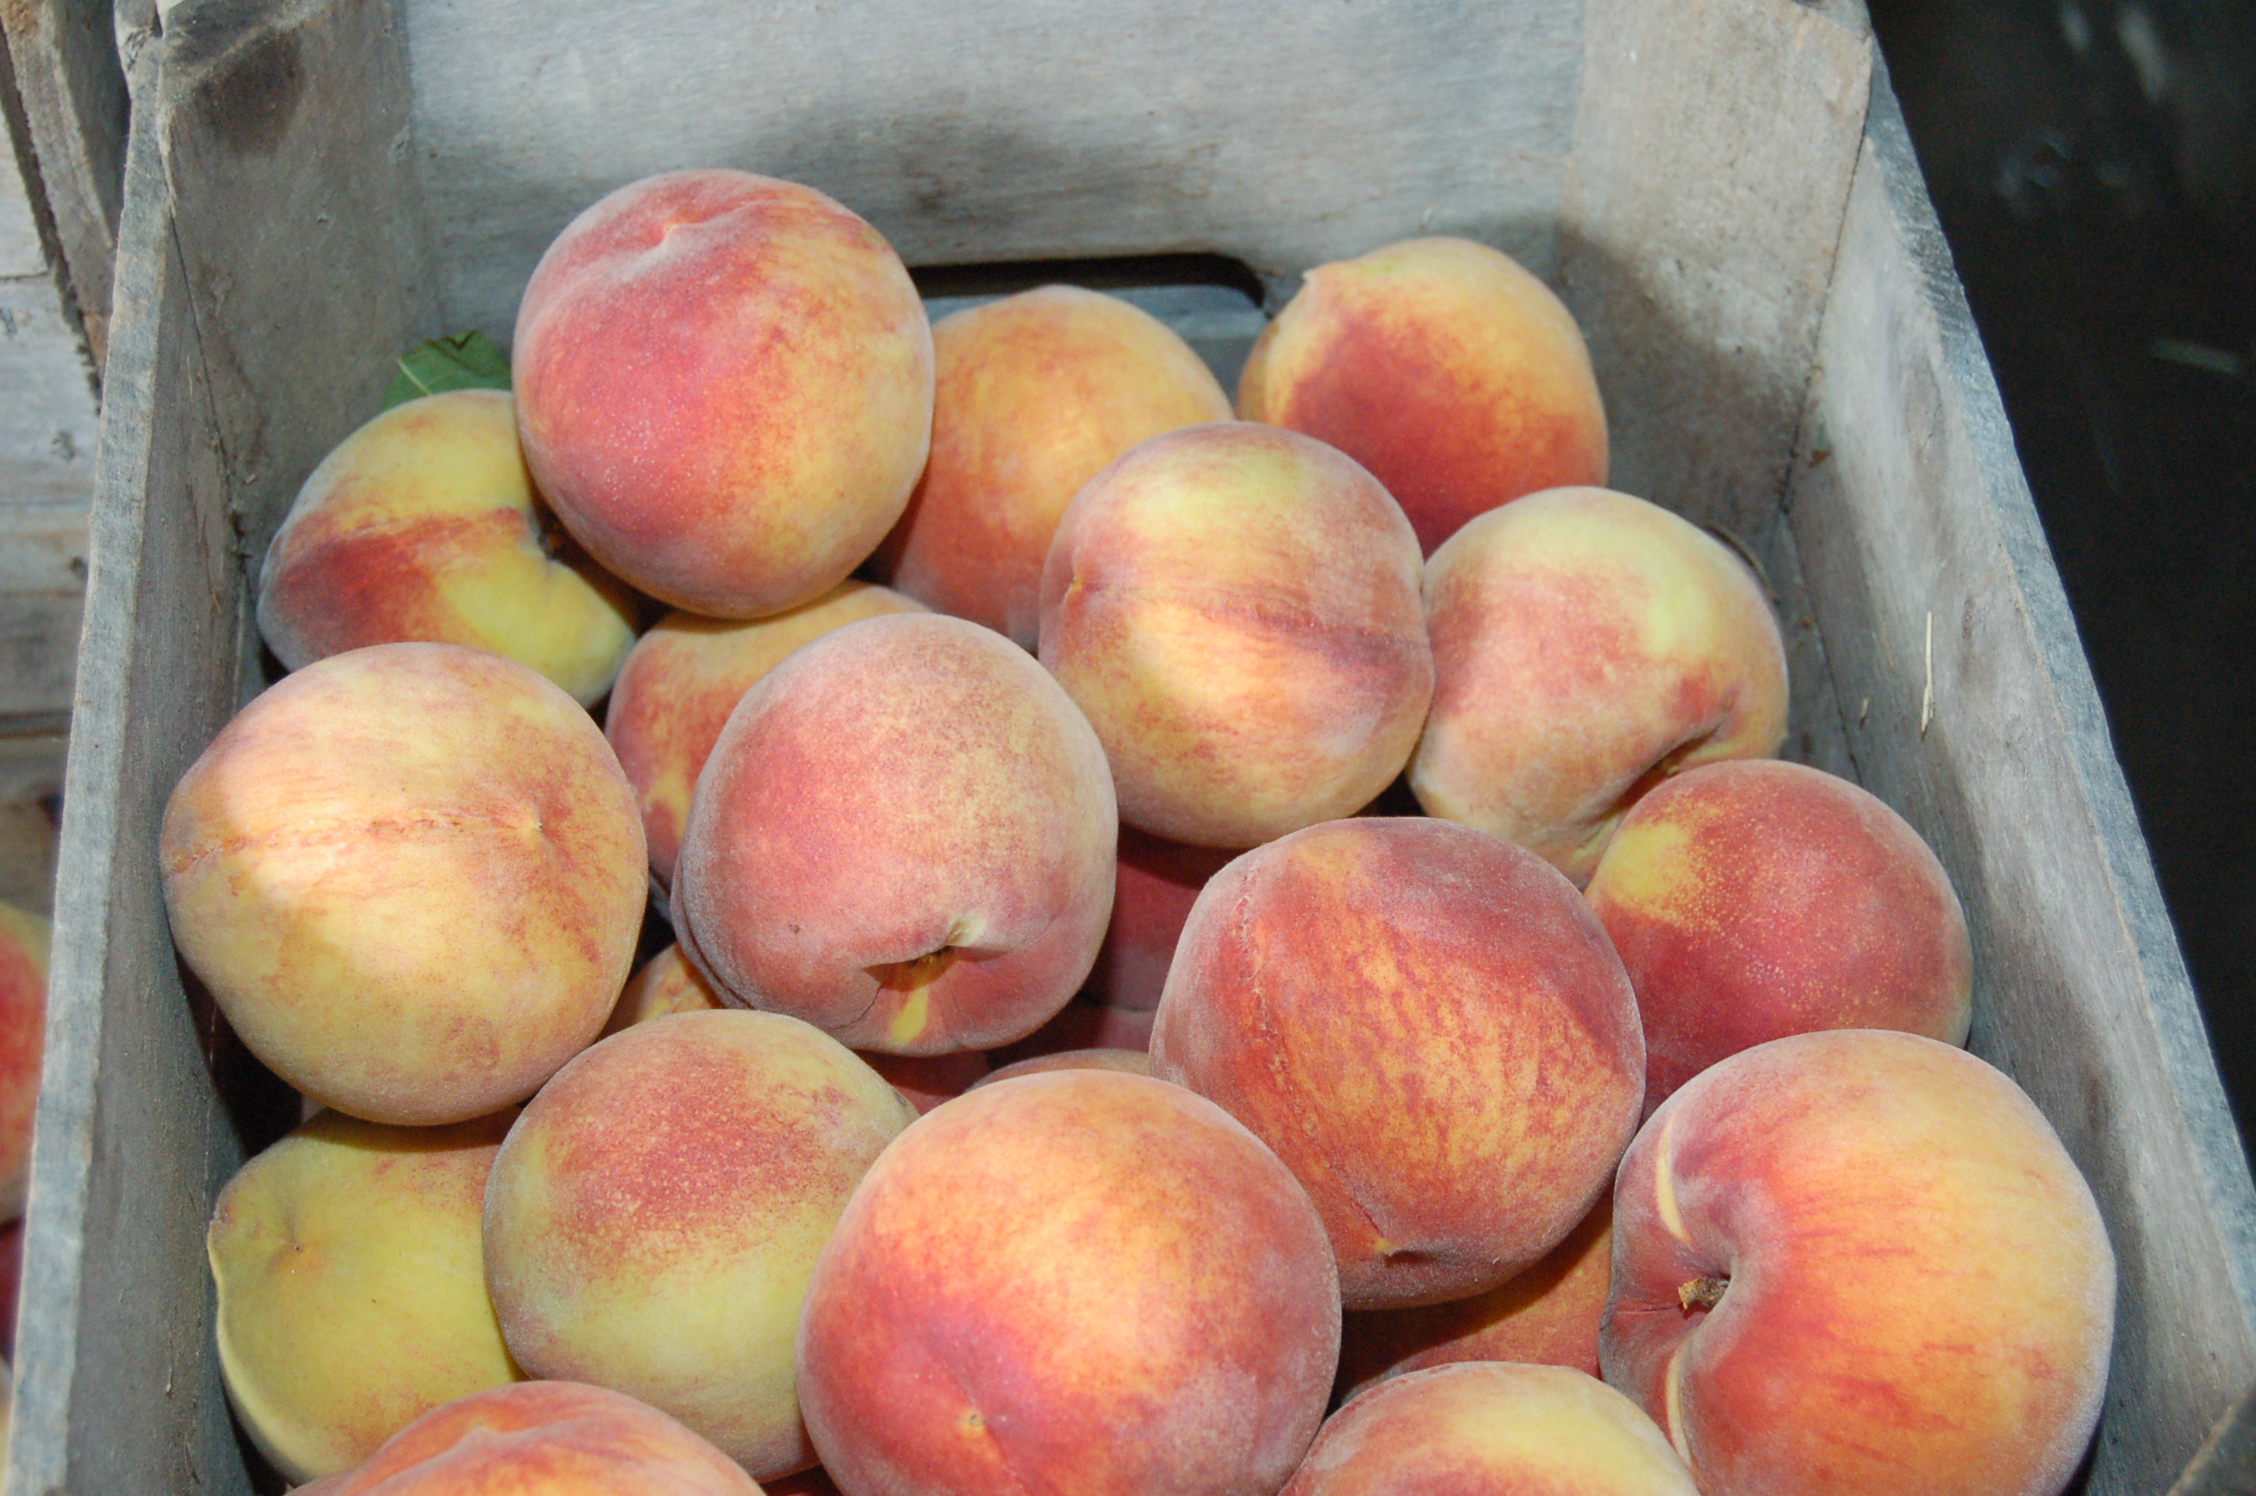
1040 422 1432 848
1412 487 1788 884
1238 235 1609 555
1283 1362 1698 1496
159 643 647 1125
1088 827 1233 1009
1602 1030 2115 1496
207 1108 522 1483
299 1381 760 1495
605 582 924 888
0 1217 20 1359
1150 817 1643 1310
1337 1195 1613 1398
974 1047 1156 1087
674 613 1116 1054
483 1009 915 1480
514 169 933 618
859 1050 989 1114
1584 759 1974 1112
797 1070 1340 1496
256 389 640 708
0 899 48 1218
874 285 1232 645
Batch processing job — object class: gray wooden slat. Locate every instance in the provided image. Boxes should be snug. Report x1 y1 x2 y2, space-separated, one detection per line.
0 0 127 365
1786 61 2256 1496
0 730 64 917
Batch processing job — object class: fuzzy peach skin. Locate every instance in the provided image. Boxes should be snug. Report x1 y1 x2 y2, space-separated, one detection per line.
256 390 640 708
293 1381 761 1496
974 1047 1156 1087
1337 1194 1612 1399
1412 487 1788 884
1285 1362 1696 1496
1040 422 1432 848
207 1109 523 1484
159 643 647 1125
1238 236 1609 556
514 169 933 619
1601 1030 2115 1496
1585 760 1973 1114
1088 827 1233 1010
796 1070 1340 1496
0 900 48 1219
484 1009 915 1480
674 613 1116 1055
1151 818 1643 1310
605 582 924 889
873 285 1232 646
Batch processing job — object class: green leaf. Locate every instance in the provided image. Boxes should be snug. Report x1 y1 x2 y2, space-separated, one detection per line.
381 330 513 409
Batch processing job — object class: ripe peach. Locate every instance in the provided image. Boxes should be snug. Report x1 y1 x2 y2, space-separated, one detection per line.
298 1381 759 1495
1238 236 1609 555
1603 1030 2115 1496
797 1070 1340 1496
674 613 1116 1054
1283 1362 1697 1496
874 285 1232 645
159 643 647 1125
256 390 639 708
515 169 933 618
1150 817 1643 1309
483 1009 915 1480
604 582 924 889
1040 422 1432 848
0 899 48 1219
1412 487 1788 884
207 1109 522 1483
1337 1195 1613 1398
1088 827 1233 1010
1584 759 1973 1112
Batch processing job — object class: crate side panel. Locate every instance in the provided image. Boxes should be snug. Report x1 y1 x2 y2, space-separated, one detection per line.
162 0 434 568
402 0 1586 343
1557 0 1870 542
0 0 128 361
1789 76 2256 1496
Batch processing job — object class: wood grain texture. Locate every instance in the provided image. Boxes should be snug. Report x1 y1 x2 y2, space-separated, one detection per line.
0 728 63 915
0 0 127 364
404 0 1586 344
1786 65 2256 1496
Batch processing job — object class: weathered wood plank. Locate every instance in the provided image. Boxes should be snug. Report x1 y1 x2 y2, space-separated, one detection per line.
0 0 128 364
0 501 88 727
1786 65 2256 1496
0 728 63 916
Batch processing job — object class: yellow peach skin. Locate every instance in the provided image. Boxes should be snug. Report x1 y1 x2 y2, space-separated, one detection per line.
1602 1030 2115 1496
483 1010 915 1481
874 285 1232 646
515 169 933 620
604 583 924 889
1039 422 1432 849
208 1109 523 1484
1412 487 1788 884
159 643 647 1126
256 390 640 707
1239 235 1609 556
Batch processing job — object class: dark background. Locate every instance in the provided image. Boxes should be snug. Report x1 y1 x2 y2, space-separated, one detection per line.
1870 0 2256 1150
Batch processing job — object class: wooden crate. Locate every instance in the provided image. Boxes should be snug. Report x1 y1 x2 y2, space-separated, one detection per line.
11 0 2255 1491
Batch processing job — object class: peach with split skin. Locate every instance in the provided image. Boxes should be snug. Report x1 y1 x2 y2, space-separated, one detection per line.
160 643 647 1126
604 582 924 889
483 1009 915 1481
207 1108 523 1485
1602 1030 2115 1496
256 390 640 709
975 1047 1156 1088
295 1381 760 1496
1338 1194 1613 1399
1040 422 1432 849
1412 487 1788 885
1150 817 1643 1310
874 285 1232 646
515 169 934 619
1283 1362 1698 1496
674 613 1116 1055
1088 827 1234 1010
1584 759 1973 1113
1239 235 1609 556
0 899 49 1219
797 1069 1340 1496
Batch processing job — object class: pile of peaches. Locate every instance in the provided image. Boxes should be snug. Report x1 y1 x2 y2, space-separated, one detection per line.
158 169 2116 1496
